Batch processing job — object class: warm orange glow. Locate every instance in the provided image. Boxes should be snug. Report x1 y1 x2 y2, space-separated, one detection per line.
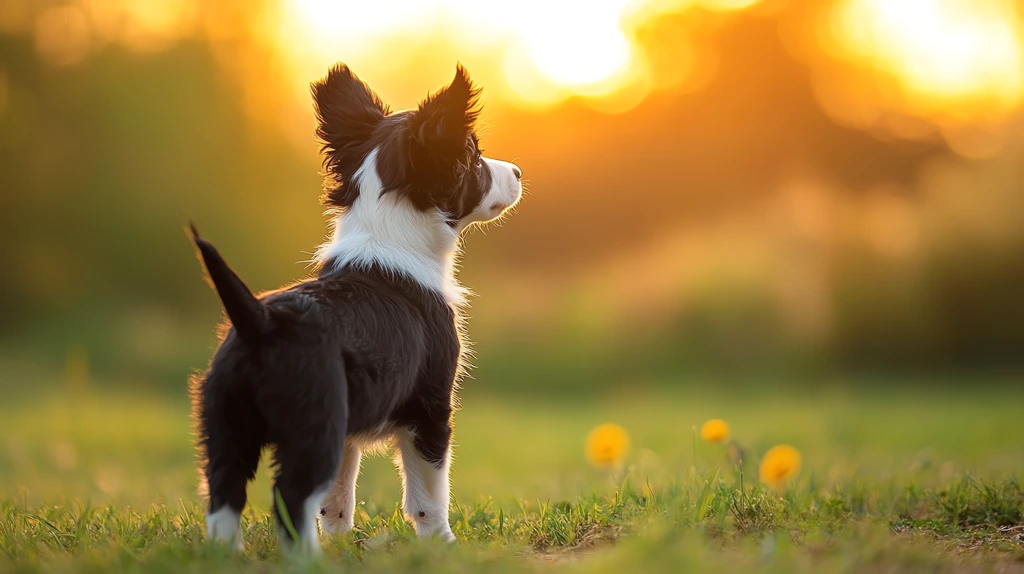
84 0 196 53
827 0 1024 116
283 0 638 105
18 0 1024 136
277 0 768 109
34 6 91 66
277 0 1024 124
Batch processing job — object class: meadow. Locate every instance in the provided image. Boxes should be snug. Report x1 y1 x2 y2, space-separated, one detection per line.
4 0 1024 571
2 369 1022 573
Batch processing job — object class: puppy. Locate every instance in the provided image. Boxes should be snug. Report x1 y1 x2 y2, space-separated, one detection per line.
189 64 522 553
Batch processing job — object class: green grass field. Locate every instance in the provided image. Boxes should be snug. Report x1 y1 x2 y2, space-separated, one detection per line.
1 378 1022 572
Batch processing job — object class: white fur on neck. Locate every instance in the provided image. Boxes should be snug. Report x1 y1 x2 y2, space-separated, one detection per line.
315 148 467 306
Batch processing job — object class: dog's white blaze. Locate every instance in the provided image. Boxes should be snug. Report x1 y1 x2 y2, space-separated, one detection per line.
316 148 466 305
206 506 243 551
463 157 523 230
394 428 456 542
319 442 362 535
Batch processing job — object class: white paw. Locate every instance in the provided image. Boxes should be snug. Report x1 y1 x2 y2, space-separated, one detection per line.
412 518 456 543
278 530 323 557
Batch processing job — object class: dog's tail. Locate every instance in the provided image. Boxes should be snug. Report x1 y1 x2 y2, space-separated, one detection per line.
188 222 270 345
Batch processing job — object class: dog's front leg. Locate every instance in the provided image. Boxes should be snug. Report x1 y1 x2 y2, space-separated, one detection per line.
394 426 456 542
319 441 362 535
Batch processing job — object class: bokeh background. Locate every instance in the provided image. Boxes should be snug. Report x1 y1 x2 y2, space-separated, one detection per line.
0 0 1022 509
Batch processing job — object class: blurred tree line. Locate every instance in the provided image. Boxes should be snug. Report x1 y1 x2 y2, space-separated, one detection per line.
1 17 1022 391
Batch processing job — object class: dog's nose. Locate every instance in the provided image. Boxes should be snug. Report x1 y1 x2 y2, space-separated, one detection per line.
512 165 522 180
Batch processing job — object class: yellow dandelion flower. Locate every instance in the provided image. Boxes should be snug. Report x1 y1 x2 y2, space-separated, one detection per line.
759 444 802 487
700 419 730 443
585 423 629 468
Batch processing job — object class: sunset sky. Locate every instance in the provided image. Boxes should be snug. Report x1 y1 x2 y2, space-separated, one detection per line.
9 0 1023 144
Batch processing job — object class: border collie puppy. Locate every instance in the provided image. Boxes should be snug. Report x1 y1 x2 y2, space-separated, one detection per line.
189 64 522 553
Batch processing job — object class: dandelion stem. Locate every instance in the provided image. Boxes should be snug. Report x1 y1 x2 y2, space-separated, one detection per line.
736 449 747 516
691 426 698 470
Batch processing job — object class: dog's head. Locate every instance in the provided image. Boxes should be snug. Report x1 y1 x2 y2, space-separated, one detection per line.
312 64 522 233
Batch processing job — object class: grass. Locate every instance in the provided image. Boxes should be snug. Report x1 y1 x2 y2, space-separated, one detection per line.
1 379 1022 572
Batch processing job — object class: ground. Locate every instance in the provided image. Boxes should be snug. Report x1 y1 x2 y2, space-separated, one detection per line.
1 377 1022 572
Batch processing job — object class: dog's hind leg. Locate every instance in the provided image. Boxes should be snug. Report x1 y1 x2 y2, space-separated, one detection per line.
266 360 348 555
272 432 346 554
196 374 266 552
319 441 362 535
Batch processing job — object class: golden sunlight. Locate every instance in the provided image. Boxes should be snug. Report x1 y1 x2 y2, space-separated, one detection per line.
280 0 1023 122
16 0 1023 124
278 0 767 108
286 0 637 100
291 0 430 41
515 1 631 87
828 0 1024 115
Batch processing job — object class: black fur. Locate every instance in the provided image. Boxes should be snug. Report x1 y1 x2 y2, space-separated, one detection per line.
189 223 269 346
190 256 460 543
312 64 390 209
191 63 492 548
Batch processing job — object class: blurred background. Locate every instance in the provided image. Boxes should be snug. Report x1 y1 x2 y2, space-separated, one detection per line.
0 0 1022 507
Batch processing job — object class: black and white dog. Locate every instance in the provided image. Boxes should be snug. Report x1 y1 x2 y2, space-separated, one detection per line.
189 64 522 553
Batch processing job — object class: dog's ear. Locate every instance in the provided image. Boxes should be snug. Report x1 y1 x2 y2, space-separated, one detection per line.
312 64 390 208
408 65 481 170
